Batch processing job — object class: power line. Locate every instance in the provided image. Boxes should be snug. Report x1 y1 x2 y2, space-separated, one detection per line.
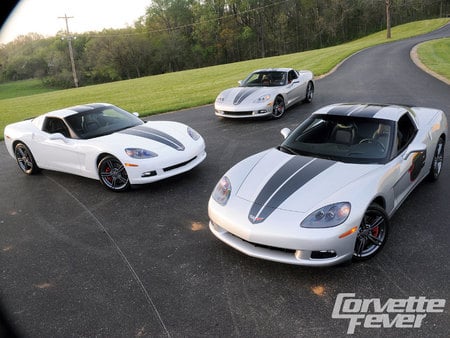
81 0 291 38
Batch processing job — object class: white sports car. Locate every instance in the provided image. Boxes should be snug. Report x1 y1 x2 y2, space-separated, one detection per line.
209 103 447 266
4 103 206 191
214 68 314 119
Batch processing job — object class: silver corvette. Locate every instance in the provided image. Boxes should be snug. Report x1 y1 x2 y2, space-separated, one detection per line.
208 103 447 266
214 68 314 119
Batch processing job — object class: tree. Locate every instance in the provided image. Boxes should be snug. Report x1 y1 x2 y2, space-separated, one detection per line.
0 0 444 87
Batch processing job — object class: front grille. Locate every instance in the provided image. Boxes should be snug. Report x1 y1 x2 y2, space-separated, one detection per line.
311 251 337 259
163 156 197 172
223 111 253 116
233 234 296 254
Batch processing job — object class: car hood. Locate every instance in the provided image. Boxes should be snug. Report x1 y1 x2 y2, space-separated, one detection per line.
92 121 193 152
220 87 273 105
235 148 379 221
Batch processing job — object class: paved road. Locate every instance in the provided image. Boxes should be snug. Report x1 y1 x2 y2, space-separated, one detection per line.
1 24 449 337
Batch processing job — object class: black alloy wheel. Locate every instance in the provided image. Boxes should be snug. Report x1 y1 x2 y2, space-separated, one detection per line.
303 81 314 103
98 155 130 192
353 203 389 261
428 137 445 181
14 142 40 175
272 96 286 119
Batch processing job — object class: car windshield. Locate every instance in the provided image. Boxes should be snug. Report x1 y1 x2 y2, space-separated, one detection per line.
241 71 287 87
280 114 395 164
65 105 143 139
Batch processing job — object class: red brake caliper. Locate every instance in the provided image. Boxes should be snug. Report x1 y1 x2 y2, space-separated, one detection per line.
105 166 112 182
372 223 379 237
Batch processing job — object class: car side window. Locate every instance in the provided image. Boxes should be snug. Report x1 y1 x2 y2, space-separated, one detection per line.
288 70 298 84
396 113 417 153
42 117 70 138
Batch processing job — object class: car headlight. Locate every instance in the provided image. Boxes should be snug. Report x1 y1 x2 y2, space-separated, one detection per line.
212 176 232 206
254 94 271 103
125 148 158 159
187 127 201 141
301 202 351 228
216 95 225 103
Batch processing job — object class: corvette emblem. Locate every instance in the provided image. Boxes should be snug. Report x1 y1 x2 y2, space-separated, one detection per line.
249 214 265 223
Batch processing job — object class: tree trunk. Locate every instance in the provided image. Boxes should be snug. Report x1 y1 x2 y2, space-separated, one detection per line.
386 0 391 39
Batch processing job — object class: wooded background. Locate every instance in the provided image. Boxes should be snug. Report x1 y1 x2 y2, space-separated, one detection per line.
0 0 447 88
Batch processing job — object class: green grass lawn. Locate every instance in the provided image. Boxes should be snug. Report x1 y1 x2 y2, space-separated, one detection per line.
0 18 449 141
0 79 58 100
416 37 450 81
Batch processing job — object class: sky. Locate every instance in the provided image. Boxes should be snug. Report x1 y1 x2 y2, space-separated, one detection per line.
0 0 151 44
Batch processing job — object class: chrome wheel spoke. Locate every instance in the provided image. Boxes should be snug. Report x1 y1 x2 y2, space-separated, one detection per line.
100 171 113 180
368 215 383 230
117 164 125 172
111 176 119 187
106 159 115 169
367 234 383 246
355 237 366 256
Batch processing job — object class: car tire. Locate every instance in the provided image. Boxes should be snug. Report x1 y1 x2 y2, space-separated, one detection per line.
353 203 389 261
303 81 314 103
14 142 40 175
428 136 445 182
272 96 286 119
98 155 130 192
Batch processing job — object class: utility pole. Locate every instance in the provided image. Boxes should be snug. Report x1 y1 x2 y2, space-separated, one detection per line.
58 14 79 87
385 0 391 39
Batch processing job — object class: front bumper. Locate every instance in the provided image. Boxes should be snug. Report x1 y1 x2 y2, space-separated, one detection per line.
214 102 274 118
126 149 206 185
208 197 359 267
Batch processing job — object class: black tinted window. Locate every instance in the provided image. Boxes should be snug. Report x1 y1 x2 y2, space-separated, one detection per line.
281 114 395 164
43 117 70 137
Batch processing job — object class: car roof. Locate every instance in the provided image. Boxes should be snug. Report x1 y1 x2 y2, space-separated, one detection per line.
43 103 112 118
312 103 413 122
252 68 293 73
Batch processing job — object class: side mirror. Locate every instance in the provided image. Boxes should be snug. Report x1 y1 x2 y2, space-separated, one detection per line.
238 80 243 86
280 128 291 139
402 143 426 160
48 132 66 141
132 112 140 117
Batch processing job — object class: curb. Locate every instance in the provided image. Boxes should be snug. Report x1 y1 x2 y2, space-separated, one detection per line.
410 40 450 86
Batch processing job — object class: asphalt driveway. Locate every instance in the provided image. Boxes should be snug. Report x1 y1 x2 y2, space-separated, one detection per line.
1 24 449 337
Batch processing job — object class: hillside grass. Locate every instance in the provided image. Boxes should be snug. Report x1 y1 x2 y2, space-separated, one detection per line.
1 18 449 141
0 79 58 100
416 37 450 81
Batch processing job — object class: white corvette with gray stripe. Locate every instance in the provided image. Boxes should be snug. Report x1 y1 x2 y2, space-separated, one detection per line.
214 68 314 119
4 103 206 191
209 103 447 266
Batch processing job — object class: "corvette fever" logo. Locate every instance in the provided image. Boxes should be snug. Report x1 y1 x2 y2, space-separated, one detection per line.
332 293 446 334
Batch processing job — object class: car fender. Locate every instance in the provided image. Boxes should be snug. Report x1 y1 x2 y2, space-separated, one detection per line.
216 149 271 194
302 164 389 224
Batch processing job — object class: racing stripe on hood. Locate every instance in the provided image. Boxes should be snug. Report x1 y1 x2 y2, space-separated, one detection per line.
119 125 185 151
248 157 335 224
351 105 384 117
327 105 356 116
233 88 259 105
328 104 384 117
